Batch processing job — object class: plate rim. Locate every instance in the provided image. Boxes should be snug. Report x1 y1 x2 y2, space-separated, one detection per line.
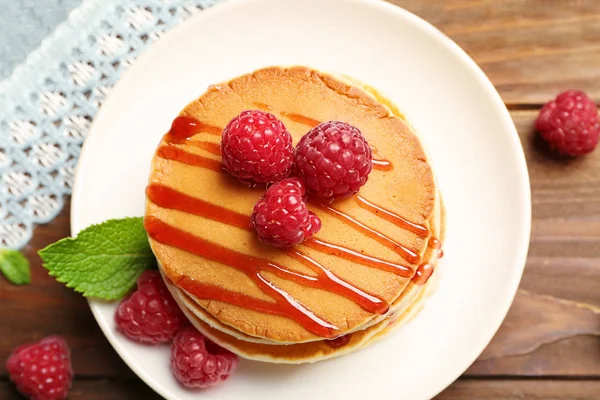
70 0 532 398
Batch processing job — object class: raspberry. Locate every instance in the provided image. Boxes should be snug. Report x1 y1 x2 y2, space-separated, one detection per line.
250 178 322 248
6 336 72 400
171 327 239 389
536 90 599 156
295 121 372 199
221 110 294 185
115 270 189 344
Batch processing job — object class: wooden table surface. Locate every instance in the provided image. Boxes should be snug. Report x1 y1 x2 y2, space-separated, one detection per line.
2 0 600 398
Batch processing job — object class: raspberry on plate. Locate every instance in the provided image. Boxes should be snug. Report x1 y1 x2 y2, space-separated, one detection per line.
115 270 189 344
6 336 73 400
221 110 294 185
171 327 239 389
251 177 321 248
536 90 599 156
295 121 372 199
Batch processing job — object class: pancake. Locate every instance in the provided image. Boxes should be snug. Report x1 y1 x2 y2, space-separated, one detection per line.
175 240 438 346
144 66 441 346
163 225 442 362
165 245 439 363
162 183 444 363
160 187 443 363
174 186 442 346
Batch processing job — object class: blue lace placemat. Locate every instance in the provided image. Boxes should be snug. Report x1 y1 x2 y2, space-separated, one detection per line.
0 0 223 249
0 0 83 80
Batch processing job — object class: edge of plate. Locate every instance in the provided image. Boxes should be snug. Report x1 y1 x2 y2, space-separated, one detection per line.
360 1 531 398
71 0 532 399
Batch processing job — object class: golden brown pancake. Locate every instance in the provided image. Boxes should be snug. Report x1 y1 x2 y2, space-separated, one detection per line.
145 66 440 344
163 241 440 363
172 236 437 343
159 185 443 363
173 192 442 347
161 186 444 363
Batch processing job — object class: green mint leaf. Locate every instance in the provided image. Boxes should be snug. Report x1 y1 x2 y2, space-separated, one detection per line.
38 217 156 300
0 248 31 285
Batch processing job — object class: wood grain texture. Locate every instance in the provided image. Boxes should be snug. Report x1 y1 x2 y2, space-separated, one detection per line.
2 378 599 400
0 199 131 378
465 111 600 377
388 0 600 104
0 379 159 399
2 1 600 398
437 379 600 399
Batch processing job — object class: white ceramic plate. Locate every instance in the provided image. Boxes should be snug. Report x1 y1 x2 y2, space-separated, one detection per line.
71 0 531 398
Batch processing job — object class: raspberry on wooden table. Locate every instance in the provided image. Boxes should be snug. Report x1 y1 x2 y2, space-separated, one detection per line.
221 110 294 185
171 327 239 389
115 270 189 344
251 177 322 248
294 121 373 199
6 336 73 400
535 90 599 156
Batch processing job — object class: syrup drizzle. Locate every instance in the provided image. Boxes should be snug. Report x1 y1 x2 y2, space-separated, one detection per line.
280 111 321 128
354 195 444 276
146 184 248 229
167 116 222 142
353 196 444 283
413 241 443 286
369 145 394 172
151 112 442 335
161 117 224 171
326 334 352 348
157 146 223 173
146 184 388 315
253 102 273 111
372 159 393 171
145 216 339 338
317 204 420 265
412 264 434 285
176 276 285 316
187 140 221 156
355 195 428 238
303 238 412 278
286 250 389 314
147 183 414 278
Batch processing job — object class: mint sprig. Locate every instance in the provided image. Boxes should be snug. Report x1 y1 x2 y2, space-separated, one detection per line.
0 248 31 285
39 217 156 300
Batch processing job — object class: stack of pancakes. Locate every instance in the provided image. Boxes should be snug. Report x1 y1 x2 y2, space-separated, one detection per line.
144 67 444 363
